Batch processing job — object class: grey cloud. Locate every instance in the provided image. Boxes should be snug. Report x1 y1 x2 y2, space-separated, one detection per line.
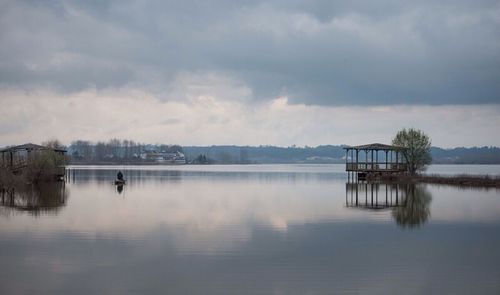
1 0 499 105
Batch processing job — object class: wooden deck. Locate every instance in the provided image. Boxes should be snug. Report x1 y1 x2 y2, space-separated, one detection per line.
346 162 407 172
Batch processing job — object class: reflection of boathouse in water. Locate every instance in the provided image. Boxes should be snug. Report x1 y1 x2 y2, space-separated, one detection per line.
345 182 407 209
0 183 68 216
345 181 432 228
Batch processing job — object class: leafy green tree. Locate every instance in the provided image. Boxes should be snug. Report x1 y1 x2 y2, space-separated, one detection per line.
392 128 432 174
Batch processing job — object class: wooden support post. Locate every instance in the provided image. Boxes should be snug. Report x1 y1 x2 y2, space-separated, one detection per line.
396 186 399 205
385 184 388 205
372 150 374 171
350 182 353 203
371 183 374 206
355 184 358 205
365 182 368 205
345 149 349 171
345 183 348 206
385 150 388 170
355 150 359 171
390 185 393 204
365 150 368 170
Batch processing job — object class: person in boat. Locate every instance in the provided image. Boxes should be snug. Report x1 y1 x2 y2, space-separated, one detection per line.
117 171 124 181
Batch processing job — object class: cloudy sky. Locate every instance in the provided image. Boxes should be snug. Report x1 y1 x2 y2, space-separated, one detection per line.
1 0 499 147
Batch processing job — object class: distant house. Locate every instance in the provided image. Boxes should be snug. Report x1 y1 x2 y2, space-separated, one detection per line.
140 151 186 164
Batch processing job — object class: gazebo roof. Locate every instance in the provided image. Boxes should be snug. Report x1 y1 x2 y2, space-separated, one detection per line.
343 143 406 151
0 143 66 153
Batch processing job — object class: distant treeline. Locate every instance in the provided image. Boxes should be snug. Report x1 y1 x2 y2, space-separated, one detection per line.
68 139 183 164
430 146 500 164
183 145 345 164
183 145 500 165
64 140 500 164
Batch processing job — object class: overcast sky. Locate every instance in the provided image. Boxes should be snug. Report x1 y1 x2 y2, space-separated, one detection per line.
1 0 499 147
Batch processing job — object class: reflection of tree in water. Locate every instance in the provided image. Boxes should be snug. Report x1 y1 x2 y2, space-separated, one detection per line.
0 183 68 216
392 184 432 228
345 181 432 228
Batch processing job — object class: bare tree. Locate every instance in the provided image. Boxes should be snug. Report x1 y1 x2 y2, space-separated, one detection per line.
42 139 65 150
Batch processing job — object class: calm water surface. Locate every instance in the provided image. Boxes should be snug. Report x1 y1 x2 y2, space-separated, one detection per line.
1 164 500 294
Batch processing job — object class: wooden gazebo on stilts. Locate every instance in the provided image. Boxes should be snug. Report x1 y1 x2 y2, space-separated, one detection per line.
344 143 407 181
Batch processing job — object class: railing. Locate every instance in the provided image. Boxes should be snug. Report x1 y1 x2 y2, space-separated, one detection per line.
346 162 407 172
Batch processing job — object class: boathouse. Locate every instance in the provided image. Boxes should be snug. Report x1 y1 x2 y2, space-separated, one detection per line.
0 143 67 178
344 143 407 180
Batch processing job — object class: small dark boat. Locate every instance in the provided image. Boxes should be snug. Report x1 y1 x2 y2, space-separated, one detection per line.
114 179 126 185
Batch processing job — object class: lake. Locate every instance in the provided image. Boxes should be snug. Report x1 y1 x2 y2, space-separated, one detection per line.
1 164 500 294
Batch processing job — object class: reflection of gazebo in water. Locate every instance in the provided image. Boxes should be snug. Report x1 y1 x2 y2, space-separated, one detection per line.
345 181 432 228
0 183 68 216
344 143 407 181
345 182 407 210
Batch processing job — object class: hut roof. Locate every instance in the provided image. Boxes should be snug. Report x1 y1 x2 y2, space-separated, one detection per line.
0 143 66 153
343 143 406 150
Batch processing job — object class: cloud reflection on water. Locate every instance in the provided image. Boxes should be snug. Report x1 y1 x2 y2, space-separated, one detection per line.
1 167 500 294
1 167 500 255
